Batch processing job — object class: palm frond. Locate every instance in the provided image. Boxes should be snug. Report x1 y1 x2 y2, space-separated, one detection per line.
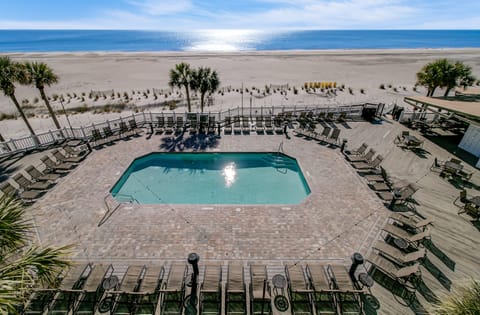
0 194 31 254
432 280 480 314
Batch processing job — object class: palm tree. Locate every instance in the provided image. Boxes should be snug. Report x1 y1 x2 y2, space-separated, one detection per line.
0 56 36 136
169 63 193 112
24 61 61 130
191 67 220 113
0 194 72 314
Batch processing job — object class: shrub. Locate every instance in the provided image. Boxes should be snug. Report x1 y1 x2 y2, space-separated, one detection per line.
52 94 59 101
393 87 398 92
432 281 480 314
293 87 298 95
413 86 417 92
360 88 365 94
348 87 353 94
0 113 16 120
388 84 392 88
379 84 385 89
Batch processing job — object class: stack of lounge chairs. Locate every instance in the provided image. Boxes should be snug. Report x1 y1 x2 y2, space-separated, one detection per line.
90 119 143 148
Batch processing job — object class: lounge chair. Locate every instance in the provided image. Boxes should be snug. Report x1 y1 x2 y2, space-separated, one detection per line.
318 127 331 142
325 112 334 121
233 116 242 134
199 115 209 133
305 264 336 315
366 253 420 289
74 264 114 314
249 264 271 315
128 119 143 136
63 144 89 158
0 182 46 203
224 116 233 134
49 264 94 315
41 155 76 173
156 116 165 133
382 223 431 246
24 274 63 315
368 180 391 191
326 265 362 315
226 262 246 315
103 126 117 144
208 116 216 134
351 154 383 170
363 166 387 182
345 143 368 157
274 117 284 134
200 263 222 315
242 117 251 134
285 264 313 315
110 265 145 315
52 149 85 164
326 128 341 145
372 240 426 265
164 116 175 134
176 116 184 134
394 131 409 144
389 213 433 231
346 148 375 163
133 265 165 315
25 165 62 182
255 116 264 133
265 117 274 134
13 173 52 191
90 128 105 147
160 263 187 315
316 112 326 122
119 121 133 138
337 112 347 122
377 183 418 203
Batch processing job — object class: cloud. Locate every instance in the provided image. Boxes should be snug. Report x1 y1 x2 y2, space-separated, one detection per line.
127 0 193 15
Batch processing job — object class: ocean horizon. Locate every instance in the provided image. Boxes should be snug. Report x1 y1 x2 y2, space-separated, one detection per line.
0 29 479 52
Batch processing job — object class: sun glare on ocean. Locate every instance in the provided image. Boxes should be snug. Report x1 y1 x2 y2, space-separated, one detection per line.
186 29 264 52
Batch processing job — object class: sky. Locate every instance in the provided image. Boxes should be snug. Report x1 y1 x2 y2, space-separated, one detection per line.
0 0 479 30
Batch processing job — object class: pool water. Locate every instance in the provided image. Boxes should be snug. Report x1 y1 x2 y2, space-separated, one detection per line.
111 152 310 204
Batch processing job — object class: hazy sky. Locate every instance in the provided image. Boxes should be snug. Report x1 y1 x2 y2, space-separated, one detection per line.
0 0 479 30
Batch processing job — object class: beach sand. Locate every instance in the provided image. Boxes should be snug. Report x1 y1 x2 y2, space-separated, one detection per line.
1 49 479 139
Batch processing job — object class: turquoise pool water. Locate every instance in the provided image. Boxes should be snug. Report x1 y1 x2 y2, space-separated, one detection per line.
111 152 310 204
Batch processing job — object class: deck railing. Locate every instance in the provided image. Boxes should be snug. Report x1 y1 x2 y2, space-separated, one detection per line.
0 103 381 159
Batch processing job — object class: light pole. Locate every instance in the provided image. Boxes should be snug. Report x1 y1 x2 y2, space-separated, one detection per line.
60 99 74 135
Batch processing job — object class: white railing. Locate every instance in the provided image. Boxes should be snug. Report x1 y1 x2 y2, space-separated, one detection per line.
0 103 379 159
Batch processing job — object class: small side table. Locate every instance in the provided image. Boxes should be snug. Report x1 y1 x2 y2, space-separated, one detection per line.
358 273 374 289
102 276 119 290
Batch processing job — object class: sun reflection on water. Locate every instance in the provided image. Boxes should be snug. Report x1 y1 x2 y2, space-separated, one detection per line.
186 29 265 51
222 162 237 187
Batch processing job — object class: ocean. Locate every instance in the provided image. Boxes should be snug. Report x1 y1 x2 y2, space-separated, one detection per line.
0 30 479 52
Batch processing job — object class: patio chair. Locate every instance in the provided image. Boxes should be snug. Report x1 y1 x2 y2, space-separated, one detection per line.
265 117 274 134
48 264 94 315
326 128 341 145
382 223 431 246
200 263 222 315
224 116 233 134
430 157 445 173
52 149 85 164
326 265 362 315
156 116 165 133
232 116 242 134
351 154 383 170
305 264 336 315
160 262 187 315
25 165 62 182
389 213 433 232
13 173 52 191
373 240 426 265
337 112 347 122
366 252 421 289
41 155 76 173
74 264 114 314
226 262 246 315
63 144 89 158
394 131 409 145
285 264 313 315
110 265 145 315
249 264 272 315
103 126 117 144
0 182 46 203
345 143 368 157
176 116 185 133
346 148 375 162
133 264 165 315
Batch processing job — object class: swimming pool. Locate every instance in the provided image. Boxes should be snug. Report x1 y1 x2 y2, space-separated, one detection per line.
111 152 310 204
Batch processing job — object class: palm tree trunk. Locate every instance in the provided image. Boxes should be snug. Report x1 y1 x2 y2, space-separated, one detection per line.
200 92 205 113
444 88 451 98
9 93 36 136
39 87 61 129
185 85 191 112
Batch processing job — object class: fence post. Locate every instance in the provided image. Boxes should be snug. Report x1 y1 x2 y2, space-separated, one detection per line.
49 130 55 145
81 126 86 139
